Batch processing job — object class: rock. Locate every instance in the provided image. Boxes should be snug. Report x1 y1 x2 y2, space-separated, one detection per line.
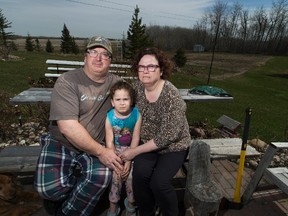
274 155 281 163
0 143 8 148
248 159 258 169
248 138 267 151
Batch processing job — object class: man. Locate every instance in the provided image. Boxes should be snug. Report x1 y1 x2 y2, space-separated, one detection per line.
34 36 123 216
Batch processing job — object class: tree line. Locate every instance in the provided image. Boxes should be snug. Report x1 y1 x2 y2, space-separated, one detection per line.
146 0 288 55
1 0 287 61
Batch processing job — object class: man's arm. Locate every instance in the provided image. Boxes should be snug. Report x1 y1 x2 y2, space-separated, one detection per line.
57 119 123 173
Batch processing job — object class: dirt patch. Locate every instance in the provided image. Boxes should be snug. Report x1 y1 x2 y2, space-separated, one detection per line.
184 52 272 80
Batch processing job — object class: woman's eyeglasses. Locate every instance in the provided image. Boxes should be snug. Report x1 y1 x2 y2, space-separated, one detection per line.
138 64 159 72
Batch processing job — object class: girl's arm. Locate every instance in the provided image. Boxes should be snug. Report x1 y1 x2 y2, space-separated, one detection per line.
105 117 115 150
130 114 142 149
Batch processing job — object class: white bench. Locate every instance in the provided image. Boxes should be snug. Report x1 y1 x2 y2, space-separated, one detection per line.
45 59 136 80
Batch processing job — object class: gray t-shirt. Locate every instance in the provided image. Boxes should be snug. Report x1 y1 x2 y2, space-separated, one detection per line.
49 68 121 152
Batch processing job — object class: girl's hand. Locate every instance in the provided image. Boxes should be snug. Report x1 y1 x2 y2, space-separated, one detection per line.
121 161 131 180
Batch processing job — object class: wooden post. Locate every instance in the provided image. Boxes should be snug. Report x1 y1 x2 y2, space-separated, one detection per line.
185 140 223 216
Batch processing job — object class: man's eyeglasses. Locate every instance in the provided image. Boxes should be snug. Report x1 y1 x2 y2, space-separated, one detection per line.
138 64 160 72
86 50 111 60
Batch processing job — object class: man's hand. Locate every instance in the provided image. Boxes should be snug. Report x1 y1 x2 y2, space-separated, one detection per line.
98 148 123 175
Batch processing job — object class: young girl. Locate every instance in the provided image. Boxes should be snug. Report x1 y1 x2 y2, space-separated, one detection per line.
105 81 142 216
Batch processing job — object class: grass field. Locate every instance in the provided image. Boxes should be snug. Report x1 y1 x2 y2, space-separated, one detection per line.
0 51 287 143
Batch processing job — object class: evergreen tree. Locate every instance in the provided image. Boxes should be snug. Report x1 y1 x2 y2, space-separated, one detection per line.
125 5 153 60
34 38 41 51
173 48 187 68
0 9 15 59
60 24 72 54
25 33 34 52
60 24 79 54
46 39 54 53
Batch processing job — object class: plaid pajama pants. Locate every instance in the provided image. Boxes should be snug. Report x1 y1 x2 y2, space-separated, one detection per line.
34 134 112 216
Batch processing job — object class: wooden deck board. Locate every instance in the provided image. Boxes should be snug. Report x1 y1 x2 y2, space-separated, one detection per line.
198 138 260 159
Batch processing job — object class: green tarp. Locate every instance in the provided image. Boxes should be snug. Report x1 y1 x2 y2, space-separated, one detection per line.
189 85 232 97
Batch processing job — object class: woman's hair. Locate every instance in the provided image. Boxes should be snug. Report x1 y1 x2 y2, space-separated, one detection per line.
110 80 136 105
131 47 173 79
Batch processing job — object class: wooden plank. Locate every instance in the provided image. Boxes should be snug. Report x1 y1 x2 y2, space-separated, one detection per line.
10 88 234 105
198 138 260 158
242 144 279 204
0 145 41 157
46 59 84 66
10 88 53 105
109 70 127 74
46 59 131 68
45 73 136 80
265 167 288 195
0 146 41 173
47 67 77 71
217 115 241 131
271 142 288 149
45 73 61 78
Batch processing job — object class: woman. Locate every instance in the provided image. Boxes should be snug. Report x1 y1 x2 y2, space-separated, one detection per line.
120 47 191 216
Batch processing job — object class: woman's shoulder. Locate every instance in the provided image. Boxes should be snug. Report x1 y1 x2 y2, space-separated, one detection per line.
163 80 180 96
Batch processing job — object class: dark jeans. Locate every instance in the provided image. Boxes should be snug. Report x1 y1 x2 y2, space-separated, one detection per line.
132 150 187 216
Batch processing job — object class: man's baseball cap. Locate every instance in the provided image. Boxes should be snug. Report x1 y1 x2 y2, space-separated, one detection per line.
86 36 113 55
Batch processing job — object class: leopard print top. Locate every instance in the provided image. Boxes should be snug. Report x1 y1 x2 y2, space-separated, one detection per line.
133 80 191 154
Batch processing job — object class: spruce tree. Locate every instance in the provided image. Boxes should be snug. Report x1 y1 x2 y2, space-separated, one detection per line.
25 33 34 52
0 9 15 59
60 24 72 54
125 5 153 60
35 38 41 51
173 48 187 68
46 39 54 53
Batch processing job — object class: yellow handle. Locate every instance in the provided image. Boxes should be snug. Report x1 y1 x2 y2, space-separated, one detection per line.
233 148 247 203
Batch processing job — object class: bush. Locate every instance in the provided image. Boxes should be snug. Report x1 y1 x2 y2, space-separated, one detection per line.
173 48 187 68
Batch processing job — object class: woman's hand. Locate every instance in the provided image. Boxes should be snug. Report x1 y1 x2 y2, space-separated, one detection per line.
120 148 137 162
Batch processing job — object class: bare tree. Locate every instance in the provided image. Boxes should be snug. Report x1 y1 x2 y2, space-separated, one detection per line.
265 0 288 53
207 1 227 84
239 9 249 52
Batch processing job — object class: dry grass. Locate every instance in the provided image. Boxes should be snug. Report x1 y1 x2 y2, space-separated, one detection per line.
14 38 87 52
183 52 272 80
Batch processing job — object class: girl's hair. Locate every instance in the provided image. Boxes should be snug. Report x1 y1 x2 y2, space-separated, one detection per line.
130 47 173 79
110 80 136 105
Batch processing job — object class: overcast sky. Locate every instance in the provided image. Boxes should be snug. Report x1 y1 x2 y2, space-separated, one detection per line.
1 0 273 39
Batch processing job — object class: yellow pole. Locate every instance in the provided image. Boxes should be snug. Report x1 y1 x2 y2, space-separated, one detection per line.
233 147 247 202
233 107 252 203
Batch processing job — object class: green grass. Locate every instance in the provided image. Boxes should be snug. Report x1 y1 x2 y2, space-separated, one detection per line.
1 51 287 143
0 51 84 95
172 56 288 143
